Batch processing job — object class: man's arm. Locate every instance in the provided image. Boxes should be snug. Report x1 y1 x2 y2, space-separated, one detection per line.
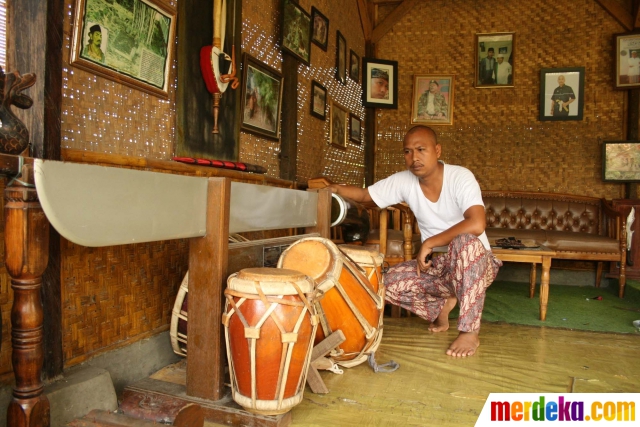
329 183 375 205
416 205 486 271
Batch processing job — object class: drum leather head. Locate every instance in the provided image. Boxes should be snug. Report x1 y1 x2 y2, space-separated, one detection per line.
339 244 384 266
238 267 307 282
280 240 332 280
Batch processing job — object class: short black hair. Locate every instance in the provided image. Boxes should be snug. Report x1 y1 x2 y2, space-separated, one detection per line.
89 24 101 34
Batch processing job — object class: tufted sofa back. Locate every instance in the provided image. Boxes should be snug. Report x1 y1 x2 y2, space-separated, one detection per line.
482 191 602 235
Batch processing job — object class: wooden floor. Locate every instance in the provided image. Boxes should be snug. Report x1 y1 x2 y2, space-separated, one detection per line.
198 317 640 427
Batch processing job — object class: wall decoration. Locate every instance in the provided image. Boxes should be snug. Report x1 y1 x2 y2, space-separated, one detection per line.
410 74 455 126
349 49 360 83
330 100 348 149
539 67 584 121
602 141 640 182
362 57 398 109
615 33 640 89
240 53 284 140
311 7 329 51
475 32 515 88
336 31 347 85
349 113 362 144
311 80 327 120
70 0 176 99
281 0 311 65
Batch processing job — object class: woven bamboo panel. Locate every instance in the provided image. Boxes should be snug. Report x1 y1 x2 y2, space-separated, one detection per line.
375 0 627 200
61 238 188 363
241 0 367 185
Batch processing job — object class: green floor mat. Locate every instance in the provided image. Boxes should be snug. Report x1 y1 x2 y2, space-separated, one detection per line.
479 279 640 334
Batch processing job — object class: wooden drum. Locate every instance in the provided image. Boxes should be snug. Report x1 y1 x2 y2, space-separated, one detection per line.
170 272 189 357
338 244 384 293
278 237 384 368
223 268 317 415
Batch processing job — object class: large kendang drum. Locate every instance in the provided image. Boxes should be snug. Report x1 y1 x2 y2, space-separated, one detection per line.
278 237 384 368
222 268 317 415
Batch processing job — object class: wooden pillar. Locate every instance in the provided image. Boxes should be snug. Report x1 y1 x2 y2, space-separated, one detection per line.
626 90 640 199
187 178 230 401
364 41 376 186
280 54 298 181
5 164 50 427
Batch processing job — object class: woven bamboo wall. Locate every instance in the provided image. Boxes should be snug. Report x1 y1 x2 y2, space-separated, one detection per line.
241 0 366 184
375 0 628 199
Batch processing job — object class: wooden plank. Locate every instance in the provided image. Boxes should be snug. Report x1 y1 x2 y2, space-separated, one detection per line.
371 0 421 44
306 188 331 238
123 378 291 427
71 408 203 427
594 0 634 31
357 0 373 41
187 178 230 401
280 54 298 181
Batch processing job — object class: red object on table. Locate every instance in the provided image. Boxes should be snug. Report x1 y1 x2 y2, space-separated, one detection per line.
172 157 267 174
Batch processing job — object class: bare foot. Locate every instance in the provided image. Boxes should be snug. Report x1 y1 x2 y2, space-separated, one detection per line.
428 296 457 332
446 331 480 357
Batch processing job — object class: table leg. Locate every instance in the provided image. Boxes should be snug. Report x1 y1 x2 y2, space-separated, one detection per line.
529 263 537 298
539 256 552 321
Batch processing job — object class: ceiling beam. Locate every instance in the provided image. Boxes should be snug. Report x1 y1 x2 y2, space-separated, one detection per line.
371 0 420 45
594 0 634 31
357 0 373 42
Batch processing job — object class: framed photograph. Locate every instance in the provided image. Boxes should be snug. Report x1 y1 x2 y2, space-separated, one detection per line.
70 0 176 99
410 74 455 126
349 50 360 83
330 100 348 149
311 7 329 51
310 80 327 120
475 32 515 88
539 67 584 121
240 53 284 140
602 141 640 182
281 0 311 66
336 31 347 85
615 33 640 89
362 57 398 109
349 113 362 144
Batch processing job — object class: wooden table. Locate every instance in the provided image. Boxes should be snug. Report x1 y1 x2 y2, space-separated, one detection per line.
491 245 556 321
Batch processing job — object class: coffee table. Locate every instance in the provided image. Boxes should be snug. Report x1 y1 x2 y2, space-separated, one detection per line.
490 244 556 321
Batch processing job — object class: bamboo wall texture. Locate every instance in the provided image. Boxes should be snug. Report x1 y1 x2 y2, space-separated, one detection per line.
374 0 627 200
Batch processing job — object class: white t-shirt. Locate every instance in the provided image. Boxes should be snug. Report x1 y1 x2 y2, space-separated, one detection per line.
368 164 491 250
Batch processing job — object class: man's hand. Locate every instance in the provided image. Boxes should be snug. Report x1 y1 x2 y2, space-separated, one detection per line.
416 244 434 277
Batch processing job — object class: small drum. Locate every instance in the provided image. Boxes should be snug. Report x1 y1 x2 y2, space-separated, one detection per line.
170 272 189 357
223 268 317 415
278 237 383 368
338 244 384 293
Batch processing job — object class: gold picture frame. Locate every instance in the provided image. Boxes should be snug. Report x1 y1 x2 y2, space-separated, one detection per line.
475 32 514 88
410 74 455 126
70 0 176 99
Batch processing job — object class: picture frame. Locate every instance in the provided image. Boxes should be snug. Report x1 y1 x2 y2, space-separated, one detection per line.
310 80 327 120
70 0 176 99
602 141 640 182
615 33 640 89
336 31 347 85
349 113 362 144
330 100 348 149
362 57 398 109
475 32 515 88
539 67 584 121
410 74 455 126
281 0 311 66
349 49 360 83
311 7 329 51
240 53 284 140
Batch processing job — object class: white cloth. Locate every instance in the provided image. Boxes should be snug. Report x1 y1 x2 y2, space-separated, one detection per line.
368 164 491 250
628 57 640 77
496 61 512 84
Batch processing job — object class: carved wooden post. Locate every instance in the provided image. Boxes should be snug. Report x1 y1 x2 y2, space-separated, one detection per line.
5 164 50 427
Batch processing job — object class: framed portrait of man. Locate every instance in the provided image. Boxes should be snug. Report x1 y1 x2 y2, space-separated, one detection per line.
475 32 515 88
615 33 640 89
362 57 398 109
311 7 329 51
330 101 348 149
411 75 455 126
310 80 327 120
539 67 584 121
